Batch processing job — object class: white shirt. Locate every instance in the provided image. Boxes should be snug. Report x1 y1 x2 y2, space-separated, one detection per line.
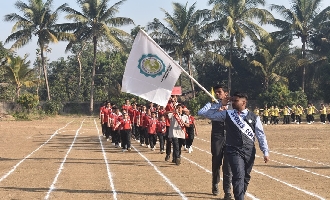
168 113 189 139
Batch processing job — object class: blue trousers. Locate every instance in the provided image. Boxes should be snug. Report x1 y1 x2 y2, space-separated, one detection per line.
226 145 255 200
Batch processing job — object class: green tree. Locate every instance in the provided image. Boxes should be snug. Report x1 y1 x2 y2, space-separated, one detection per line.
208 0 274 94
2 55 35 98
147 2 210 98
270 0 330 91
4 0 74 101
61 0 134 114
250 39 296 90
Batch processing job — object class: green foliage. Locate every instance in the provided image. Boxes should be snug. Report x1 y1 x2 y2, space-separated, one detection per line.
16 93 39 111
43 100 63 115
184 93 210 115
258 83 307 107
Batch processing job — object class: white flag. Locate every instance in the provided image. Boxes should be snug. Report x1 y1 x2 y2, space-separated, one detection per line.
121 30 182 106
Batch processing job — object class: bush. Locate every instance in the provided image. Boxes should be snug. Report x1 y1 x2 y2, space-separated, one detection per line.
184 93 212 115
43 100 63 115
16 93 39 111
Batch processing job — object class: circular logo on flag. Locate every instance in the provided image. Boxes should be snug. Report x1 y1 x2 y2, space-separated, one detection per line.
138 54 166 78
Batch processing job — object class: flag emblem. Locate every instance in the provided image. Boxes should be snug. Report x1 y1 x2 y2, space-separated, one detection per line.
138 54 166 78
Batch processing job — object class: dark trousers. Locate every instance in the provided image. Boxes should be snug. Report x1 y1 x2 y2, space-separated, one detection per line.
262 116 268 124
186 125 194 148
165 126 172 156
172 137 185 161
157 132 165 151
320 114 326 123
327 114 330 122
211 133 232 194
149 133 157 148
120 129 131 149
295 115 301 123
101 123 107 136
133 124 139 139
113 130 121 145
307 114 313 123
226 146 255 200
283 115 290 124
139 127 147 144
105 125 111 139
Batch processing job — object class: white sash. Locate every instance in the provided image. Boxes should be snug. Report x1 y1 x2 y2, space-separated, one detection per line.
227 110 254 141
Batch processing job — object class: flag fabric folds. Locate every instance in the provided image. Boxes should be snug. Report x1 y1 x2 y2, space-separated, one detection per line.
121 30 182 106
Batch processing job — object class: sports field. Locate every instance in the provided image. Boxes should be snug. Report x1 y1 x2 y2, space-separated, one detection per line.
0 116 329 200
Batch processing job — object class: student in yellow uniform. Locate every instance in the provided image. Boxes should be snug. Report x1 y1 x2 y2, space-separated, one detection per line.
311 103 319 123
262 106 269 125
273 106 280 125
254 107 260 116
296 105 303 124
305 103 313 124
282 106 290 124
319 104 327 124
269 106 275 124
291 105 296 122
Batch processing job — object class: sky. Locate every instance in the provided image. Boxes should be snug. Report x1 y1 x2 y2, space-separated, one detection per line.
1 0 330 64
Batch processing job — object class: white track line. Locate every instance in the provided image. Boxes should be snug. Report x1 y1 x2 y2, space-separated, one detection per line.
269 150 330 167
255 155 330 179
0 121 73 183
181 156 259 200
93 119 117 200
132 145 188 200
193 145 326 199
252 170 326 200
44 120 84 200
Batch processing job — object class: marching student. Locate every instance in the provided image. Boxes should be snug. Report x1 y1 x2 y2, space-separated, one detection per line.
198 85 232 198
273 106 280 125
183 108 197 153
115 110 132 152
111 107 122 148
143 109 152 148
138 105 147 146
165 103 189 166
146 111 158 151
99 100 107 137
103 102 112 141
122 99 132 113
319 104 327 124
164 95 177 162
202 92 269 200
296 105 303 124
129 102 140 141
306 103 313 124
262 105 269 125
311 103 318 123
157 115 167 154
282 106 291 124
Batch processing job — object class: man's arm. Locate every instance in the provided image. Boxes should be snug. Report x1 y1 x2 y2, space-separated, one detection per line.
255 116 270 162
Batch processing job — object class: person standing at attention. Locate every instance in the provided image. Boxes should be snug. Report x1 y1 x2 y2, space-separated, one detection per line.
198 85 233 199
202 92 270 200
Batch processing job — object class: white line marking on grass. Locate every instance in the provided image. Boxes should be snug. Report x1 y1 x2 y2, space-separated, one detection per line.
269 151 330 167
0 121 73 183
132 145 188 200
181 156 259 200
255 155 330 179
93 119 117 200
253 169 326 200
44 120 84 200
193 145 326 199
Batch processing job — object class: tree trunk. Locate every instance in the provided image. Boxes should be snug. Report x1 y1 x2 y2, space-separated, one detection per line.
89 37 97 114
77 42 86 102
228 36 234 95
40 44 51 100
187 56 195 98
301 40 306 92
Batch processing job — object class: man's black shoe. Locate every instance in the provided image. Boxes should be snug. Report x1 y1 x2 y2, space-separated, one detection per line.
165 155 170 161
224 193 233 200
212 184 219 196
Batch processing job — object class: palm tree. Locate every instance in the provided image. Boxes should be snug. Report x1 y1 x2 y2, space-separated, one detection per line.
2 55 35 98
61 0 134 113
4 0 75 100
270 0 330 91
250 39 297 90
147 2 210 98
208 0 274 94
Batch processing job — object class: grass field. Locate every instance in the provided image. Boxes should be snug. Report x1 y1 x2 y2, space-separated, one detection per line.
0 116 329 200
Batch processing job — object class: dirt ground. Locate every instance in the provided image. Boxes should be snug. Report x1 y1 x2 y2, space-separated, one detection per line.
0 116 329 200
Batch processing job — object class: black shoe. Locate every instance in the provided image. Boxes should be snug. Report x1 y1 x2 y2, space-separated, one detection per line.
172 159 176 163
165 155 170 161
176 158 181 165
224 193 233 200
212 184 219 196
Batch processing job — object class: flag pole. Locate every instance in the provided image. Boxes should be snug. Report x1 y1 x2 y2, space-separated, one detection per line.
139 29 218 103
